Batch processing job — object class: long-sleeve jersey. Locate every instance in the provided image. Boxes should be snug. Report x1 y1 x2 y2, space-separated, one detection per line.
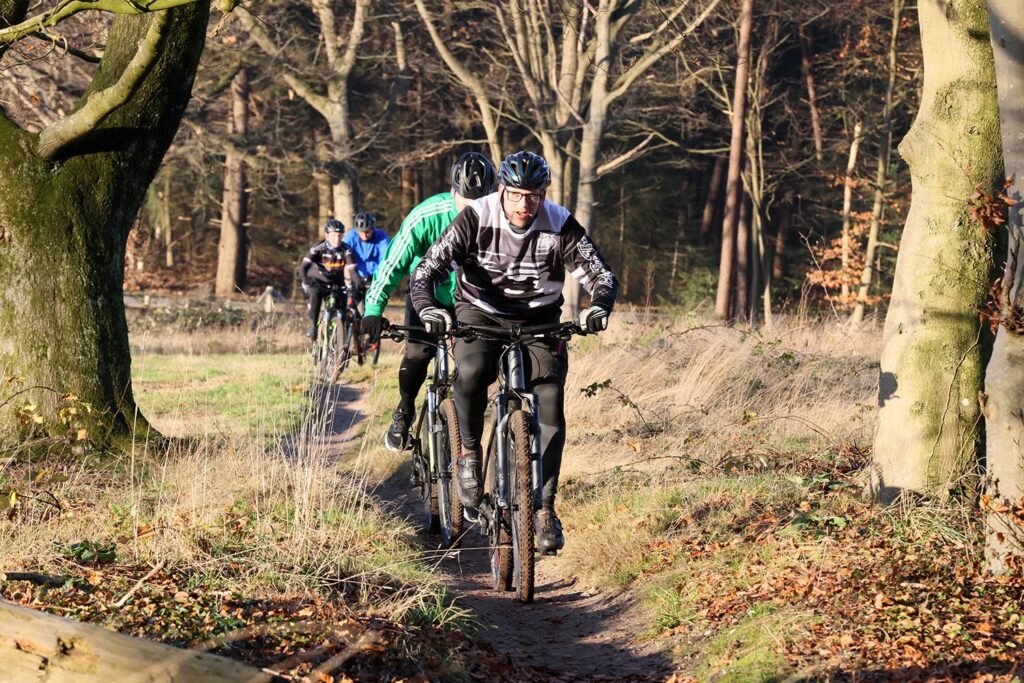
300 240 354 284
342 228 390 279
411 192 619 319
363 192 459 318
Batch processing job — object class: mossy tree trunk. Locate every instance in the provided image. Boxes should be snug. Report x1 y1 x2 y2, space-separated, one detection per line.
867 0 1002 503
984 0 1024 572
0 6 209 441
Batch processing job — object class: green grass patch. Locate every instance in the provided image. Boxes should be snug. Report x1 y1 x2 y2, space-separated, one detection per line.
133 353 307 437
689 603 796 682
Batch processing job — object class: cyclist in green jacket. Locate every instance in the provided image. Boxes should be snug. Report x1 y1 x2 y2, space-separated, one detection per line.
362 152 497 451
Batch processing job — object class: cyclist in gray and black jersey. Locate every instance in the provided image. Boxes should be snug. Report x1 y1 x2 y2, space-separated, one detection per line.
411 150 619 553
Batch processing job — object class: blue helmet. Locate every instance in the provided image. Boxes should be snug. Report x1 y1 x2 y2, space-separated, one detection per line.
450 152 497 199
498 151 551 191
324 218 344 234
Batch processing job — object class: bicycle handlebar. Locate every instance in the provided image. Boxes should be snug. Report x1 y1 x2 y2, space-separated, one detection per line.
380 320 587 343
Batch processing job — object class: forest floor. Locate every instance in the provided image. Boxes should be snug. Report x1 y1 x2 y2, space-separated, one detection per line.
2 309 1023 682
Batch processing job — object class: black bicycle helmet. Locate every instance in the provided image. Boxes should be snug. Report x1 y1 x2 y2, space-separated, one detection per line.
354 212 376 232
497 150 551 190
324 218 345 233
450 152 497 199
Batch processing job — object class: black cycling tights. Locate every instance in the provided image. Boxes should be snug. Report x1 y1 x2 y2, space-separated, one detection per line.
453 308 567 505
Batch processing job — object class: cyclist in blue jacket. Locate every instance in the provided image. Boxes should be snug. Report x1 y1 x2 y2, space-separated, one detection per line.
343 212 390 296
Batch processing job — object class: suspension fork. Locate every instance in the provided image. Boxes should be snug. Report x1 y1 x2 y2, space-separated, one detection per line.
506 343 543 510
427 336 451 477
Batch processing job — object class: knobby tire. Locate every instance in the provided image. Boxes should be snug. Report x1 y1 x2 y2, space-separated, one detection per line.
486 432 514 592
508 410 535 603
437 398 464 548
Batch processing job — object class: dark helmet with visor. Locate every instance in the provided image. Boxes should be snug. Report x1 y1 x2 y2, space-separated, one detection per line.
450 152 497 199
498 151 551 191
354 212 376 233
324 218 345 234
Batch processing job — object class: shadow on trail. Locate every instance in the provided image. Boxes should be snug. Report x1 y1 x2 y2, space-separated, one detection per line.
376 467 674 682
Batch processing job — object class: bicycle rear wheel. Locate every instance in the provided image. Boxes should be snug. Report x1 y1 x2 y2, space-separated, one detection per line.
486 428 513 592
507 410 535 603
437 398 464 548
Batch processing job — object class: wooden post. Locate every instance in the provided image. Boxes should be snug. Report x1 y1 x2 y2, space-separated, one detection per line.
0 601 272 682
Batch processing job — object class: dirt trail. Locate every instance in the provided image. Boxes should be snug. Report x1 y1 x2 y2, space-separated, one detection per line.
318 383 673 681
376 471 672 681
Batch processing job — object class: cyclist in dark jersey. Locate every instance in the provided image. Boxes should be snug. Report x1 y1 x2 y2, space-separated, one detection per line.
411 151 618 553
300 219 358 339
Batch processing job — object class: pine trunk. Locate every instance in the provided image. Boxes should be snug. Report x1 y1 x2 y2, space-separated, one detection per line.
983 0 1024 572
699 157 726 242
867 0 1001 502
0 8 209 440
851 0 904 327
714 0 755 320
215 67 250 297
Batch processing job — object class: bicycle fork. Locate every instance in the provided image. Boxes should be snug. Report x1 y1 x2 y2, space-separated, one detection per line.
501 347 544 512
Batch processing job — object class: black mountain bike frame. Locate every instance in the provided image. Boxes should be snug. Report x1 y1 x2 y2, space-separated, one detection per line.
453 320 586 602
385 323 462 547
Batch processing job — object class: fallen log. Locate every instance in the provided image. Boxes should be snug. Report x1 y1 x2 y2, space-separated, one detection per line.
0 600 275 682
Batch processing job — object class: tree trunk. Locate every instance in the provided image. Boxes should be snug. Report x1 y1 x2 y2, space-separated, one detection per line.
866 0 1002 503
735 192 751 320
841 121 864 300
0 601 271 682
0 8 209 441
984 0 1024 572
771 190 794 281
162 173 174 268
215 66 250 297
700 157 726 242
851 0 904 327
568 0 616 319
798 25 824 164
714 0 755 320
315 168 332 237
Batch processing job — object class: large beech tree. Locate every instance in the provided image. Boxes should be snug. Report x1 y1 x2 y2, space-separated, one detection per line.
0 1 210 440
867 0 1002 502
983 0 1024 572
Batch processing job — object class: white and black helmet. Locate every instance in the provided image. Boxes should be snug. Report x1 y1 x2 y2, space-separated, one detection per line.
450 152 497 199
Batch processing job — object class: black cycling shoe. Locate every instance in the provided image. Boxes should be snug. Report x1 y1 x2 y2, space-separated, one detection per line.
306 325 317 340
455 450 482 508
536 507 564 554
385 408 413 452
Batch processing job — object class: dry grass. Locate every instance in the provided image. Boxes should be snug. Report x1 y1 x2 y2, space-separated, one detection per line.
561 311 879 479
1 340 452 626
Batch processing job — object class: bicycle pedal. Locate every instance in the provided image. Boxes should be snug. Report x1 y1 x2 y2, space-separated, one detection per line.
541 549 558 557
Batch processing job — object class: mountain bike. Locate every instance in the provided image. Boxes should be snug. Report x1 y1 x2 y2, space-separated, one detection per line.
310 282 349 383
383 322 463 548
307 280 364 382
454 320 588 603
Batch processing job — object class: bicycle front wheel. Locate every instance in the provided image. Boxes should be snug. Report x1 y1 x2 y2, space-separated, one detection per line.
507 409 535 603
486 428 513 592
413 412 439 534
437 398 465 548
320 320 337 383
